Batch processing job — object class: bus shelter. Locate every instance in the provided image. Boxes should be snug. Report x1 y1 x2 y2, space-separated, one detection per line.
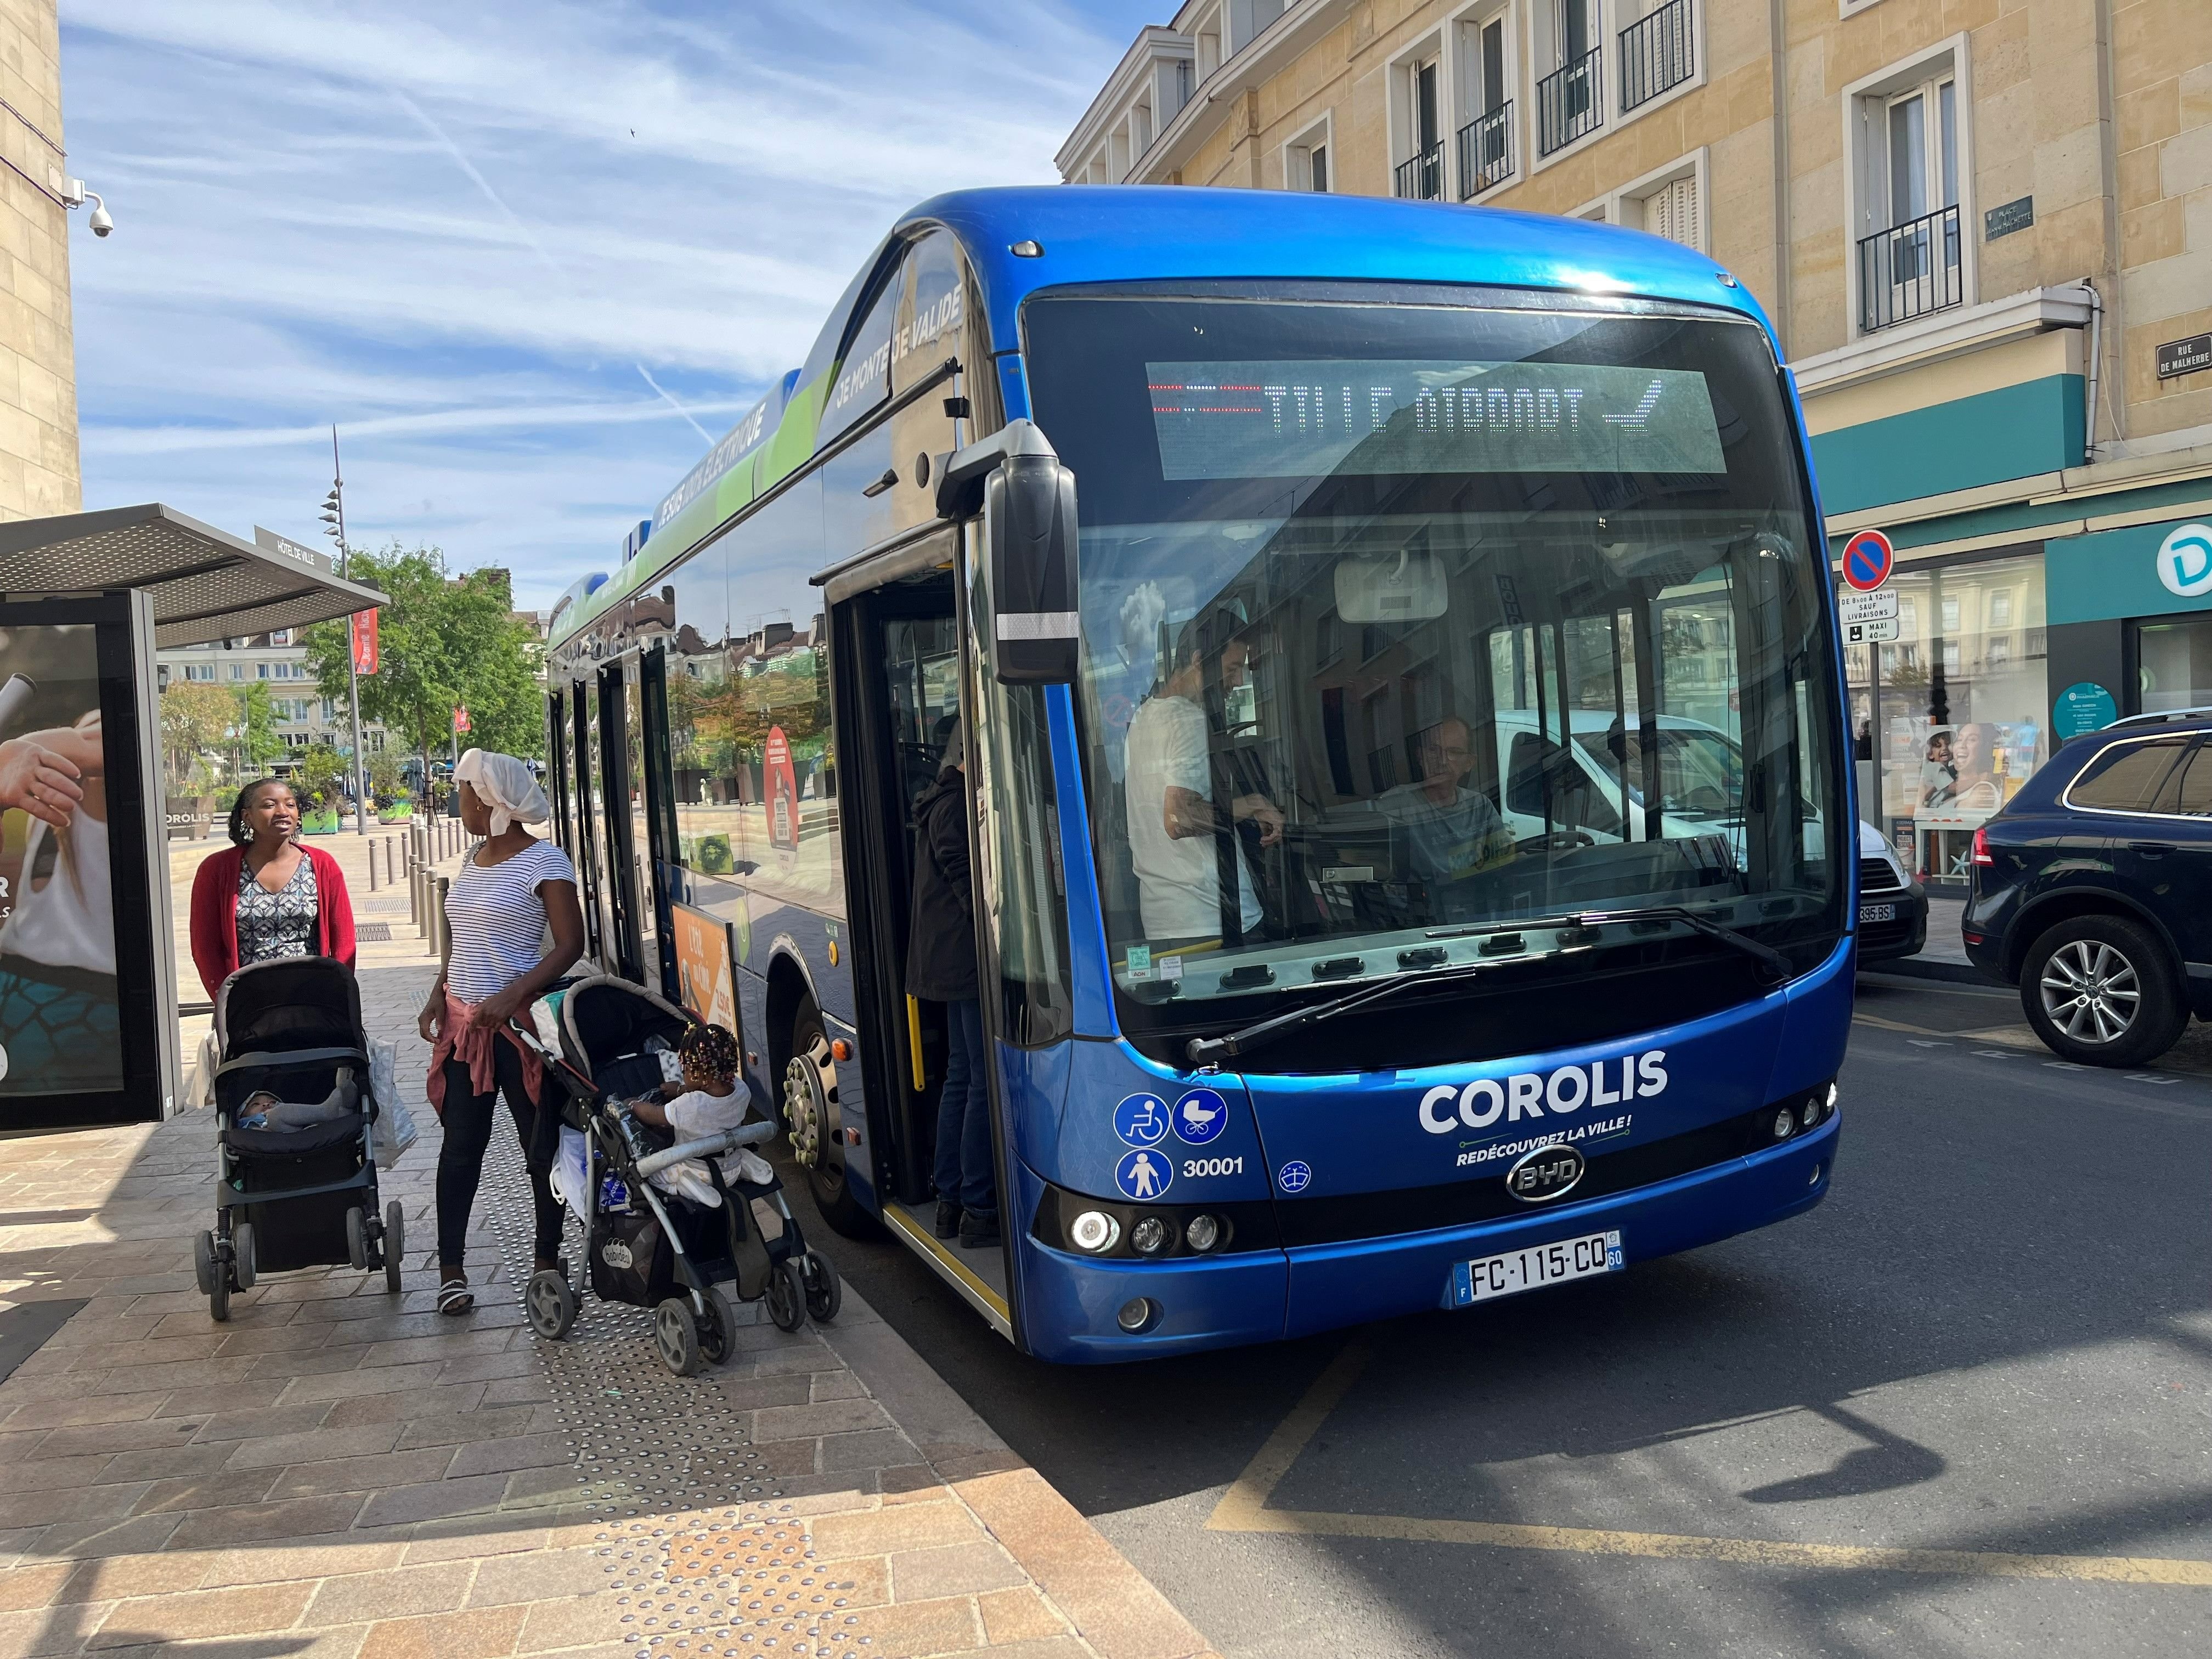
0 503 387 1130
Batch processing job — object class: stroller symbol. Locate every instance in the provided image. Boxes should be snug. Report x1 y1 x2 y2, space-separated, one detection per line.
1115 1148 1172 1201
1174 1087 1227 1144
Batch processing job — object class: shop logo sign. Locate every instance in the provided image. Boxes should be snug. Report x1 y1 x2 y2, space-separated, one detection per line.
2155 523 2212 599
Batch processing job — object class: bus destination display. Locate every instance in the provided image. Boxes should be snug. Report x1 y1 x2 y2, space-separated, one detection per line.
1146 359 1726 481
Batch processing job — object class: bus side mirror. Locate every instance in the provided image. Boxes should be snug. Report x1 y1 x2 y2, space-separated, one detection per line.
985 452 1079 685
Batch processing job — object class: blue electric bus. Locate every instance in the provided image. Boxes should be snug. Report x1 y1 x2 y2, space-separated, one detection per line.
544 187 1853 1363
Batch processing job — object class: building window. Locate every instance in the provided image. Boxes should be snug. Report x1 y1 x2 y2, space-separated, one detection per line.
257 664 270 680
1456 8 1515 198
229 664 245 680
268 629 291 646
182 664 216 682
1617 153 1705 251
1286 116 1332 191
1393 48 1446 200
1850 44 1968 334
1618 0 1695 114
1537 0 1602 155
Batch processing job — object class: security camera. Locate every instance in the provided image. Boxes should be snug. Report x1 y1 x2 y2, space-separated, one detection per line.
64 184 112 237
89 202 112 237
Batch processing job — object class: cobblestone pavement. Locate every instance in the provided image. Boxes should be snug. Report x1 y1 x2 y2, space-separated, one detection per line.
0 837 1212 1659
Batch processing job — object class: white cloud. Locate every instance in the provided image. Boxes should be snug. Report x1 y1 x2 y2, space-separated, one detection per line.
61 0 1124 607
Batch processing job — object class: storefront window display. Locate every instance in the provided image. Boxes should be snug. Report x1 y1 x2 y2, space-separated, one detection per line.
1841 551 2048 883
2137 617 2212 713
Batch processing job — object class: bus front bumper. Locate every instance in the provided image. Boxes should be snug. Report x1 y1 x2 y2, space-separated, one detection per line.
1014 1113 1838 1364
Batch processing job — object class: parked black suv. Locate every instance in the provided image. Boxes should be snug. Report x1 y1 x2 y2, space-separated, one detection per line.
1965 709 2212 1066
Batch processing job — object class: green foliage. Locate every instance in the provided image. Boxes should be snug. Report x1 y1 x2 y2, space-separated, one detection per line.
230 682 285 772
368 747 408 802
160 682 234 789
298 743 348 809
301 544 544 783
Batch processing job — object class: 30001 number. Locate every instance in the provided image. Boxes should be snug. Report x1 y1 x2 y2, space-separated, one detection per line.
1182 1156 1243 1178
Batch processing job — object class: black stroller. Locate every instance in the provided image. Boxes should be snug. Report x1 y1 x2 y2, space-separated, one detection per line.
520 975 840 1376
196 957 404 1321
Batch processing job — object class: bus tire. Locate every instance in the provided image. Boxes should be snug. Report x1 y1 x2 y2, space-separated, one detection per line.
2021 913 2186 1068
783 1001 873 1239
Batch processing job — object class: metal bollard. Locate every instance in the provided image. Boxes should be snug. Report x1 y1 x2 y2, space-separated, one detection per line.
435 875 450 960
369 847 379 891
408 858 419 930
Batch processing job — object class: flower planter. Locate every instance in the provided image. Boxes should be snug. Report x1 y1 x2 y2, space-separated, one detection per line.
300 808 342 836
377 801 415 823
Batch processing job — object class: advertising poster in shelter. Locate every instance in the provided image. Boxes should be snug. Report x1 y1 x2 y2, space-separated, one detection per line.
0 624 123 1099
668 901 737 1037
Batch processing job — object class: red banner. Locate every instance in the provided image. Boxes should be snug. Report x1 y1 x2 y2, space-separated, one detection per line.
453 706 471 735
350 608 379 675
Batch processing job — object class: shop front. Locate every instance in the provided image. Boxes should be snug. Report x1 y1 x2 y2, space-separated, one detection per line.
1839 517 2212 888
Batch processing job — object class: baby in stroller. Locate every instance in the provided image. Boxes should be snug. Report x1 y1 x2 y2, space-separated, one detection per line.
524 974 841 1375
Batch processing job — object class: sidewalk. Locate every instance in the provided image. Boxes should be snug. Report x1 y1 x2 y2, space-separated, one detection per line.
0 843 1215 1659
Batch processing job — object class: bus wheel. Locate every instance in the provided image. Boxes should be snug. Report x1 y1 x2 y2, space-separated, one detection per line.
783 1002 871 1238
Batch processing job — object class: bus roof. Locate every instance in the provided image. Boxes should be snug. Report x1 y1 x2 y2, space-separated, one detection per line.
555 186 1776 649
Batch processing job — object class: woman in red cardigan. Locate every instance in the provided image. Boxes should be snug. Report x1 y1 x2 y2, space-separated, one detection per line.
189 778 358 1000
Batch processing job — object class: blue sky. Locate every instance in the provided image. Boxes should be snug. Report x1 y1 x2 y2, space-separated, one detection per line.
63 1 1163 609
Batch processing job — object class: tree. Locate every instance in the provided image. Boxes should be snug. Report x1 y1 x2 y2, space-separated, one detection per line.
368 746 408 804
298 744 348 812
229 682 285 777
160 682 234 791
301 544 544 793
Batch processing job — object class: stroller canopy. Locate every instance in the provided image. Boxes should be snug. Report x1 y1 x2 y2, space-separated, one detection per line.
216 957 366 1059
560 974 694 1078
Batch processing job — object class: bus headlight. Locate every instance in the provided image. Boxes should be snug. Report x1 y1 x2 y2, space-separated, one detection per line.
1771 1108 1796 1142
1117 1297 1155 1332
1184 1214 1222 1252
1130 1216 1172 1255
1070 1211 1120 1253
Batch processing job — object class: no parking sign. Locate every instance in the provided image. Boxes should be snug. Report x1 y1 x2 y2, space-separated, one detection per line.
1842 529 1895 592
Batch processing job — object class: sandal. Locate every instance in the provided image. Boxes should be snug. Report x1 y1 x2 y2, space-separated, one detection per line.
437 1272 475 1316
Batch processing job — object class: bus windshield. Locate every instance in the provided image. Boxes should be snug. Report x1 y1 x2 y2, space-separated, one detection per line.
1022 290 1843 1019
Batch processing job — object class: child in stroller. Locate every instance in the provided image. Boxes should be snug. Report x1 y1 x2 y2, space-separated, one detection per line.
197 957 404 1321
522 975 840 1375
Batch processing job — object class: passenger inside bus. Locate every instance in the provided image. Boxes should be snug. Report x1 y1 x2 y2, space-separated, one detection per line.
1122 608 1284 949
905 721 1000 1248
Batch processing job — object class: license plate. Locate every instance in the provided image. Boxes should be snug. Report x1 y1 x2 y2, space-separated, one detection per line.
1858 902 1897 923
1452 1230 1622 1307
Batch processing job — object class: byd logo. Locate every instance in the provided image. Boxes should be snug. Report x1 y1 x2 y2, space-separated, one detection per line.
1419 1050 1668 1135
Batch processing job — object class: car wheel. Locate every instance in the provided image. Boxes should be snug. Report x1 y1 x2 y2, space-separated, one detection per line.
2021 915 2186 1068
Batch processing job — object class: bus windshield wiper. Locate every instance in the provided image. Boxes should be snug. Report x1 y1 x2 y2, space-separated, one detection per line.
1182 906 1791 1068
1185 960 1496 1066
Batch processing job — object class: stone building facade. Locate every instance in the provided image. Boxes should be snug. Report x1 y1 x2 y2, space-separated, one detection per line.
0 0 76 520
1062 0 2212 879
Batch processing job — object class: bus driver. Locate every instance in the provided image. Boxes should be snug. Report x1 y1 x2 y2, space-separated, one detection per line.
1374 716 1515 894
1124 610 1283 950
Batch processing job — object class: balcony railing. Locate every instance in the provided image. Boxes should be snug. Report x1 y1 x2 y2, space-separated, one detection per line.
1619 0 1694 113
1457 102 1515 198
1394 142 1444 201
1537 47 1602 155
1858 204 1963 332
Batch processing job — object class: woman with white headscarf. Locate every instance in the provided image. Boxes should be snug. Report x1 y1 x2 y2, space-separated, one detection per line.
419 748 585 1314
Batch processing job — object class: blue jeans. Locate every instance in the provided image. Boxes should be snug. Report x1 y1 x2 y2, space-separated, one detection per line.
933 998 997 1216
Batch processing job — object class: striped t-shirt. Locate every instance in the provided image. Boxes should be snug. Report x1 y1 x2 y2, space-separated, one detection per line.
445 838 578 1001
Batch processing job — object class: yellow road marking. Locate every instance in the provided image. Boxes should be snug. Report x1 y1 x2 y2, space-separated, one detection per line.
1206 1345 2212 1586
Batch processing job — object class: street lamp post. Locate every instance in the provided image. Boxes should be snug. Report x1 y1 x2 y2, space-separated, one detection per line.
322 427 368 836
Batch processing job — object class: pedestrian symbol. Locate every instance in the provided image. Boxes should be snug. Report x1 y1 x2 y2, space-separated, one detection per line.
1277 1160 1312 1194
1115 1149 1172 1201
1113 1093 1170 1148
1173 1088 1228 1144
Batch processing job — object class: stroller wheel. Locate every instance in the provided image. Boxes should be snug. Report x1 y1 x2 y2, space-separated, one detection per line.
208 1262 230 1323
345 1207 369 1272
765 1257 808 1333
193 1229 216 1296
232 1221 257 1291
527 1268 578 1341
695 1286 737 1365
653 1297 702 1376
383 1202 406 1294
803 1250 842 1324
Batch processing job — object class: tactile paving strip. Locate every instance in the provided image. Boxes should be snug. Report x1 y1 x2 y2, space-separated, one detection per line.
481 1126 872 1656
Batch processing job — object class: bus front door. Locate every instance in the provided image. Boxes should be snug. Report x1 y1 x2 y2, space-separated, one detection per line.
826 535 1015 1335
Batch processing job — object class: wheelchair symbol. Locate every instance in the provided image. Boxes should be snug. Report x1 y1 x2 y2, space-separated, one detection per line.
1113 1093 1169 1147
